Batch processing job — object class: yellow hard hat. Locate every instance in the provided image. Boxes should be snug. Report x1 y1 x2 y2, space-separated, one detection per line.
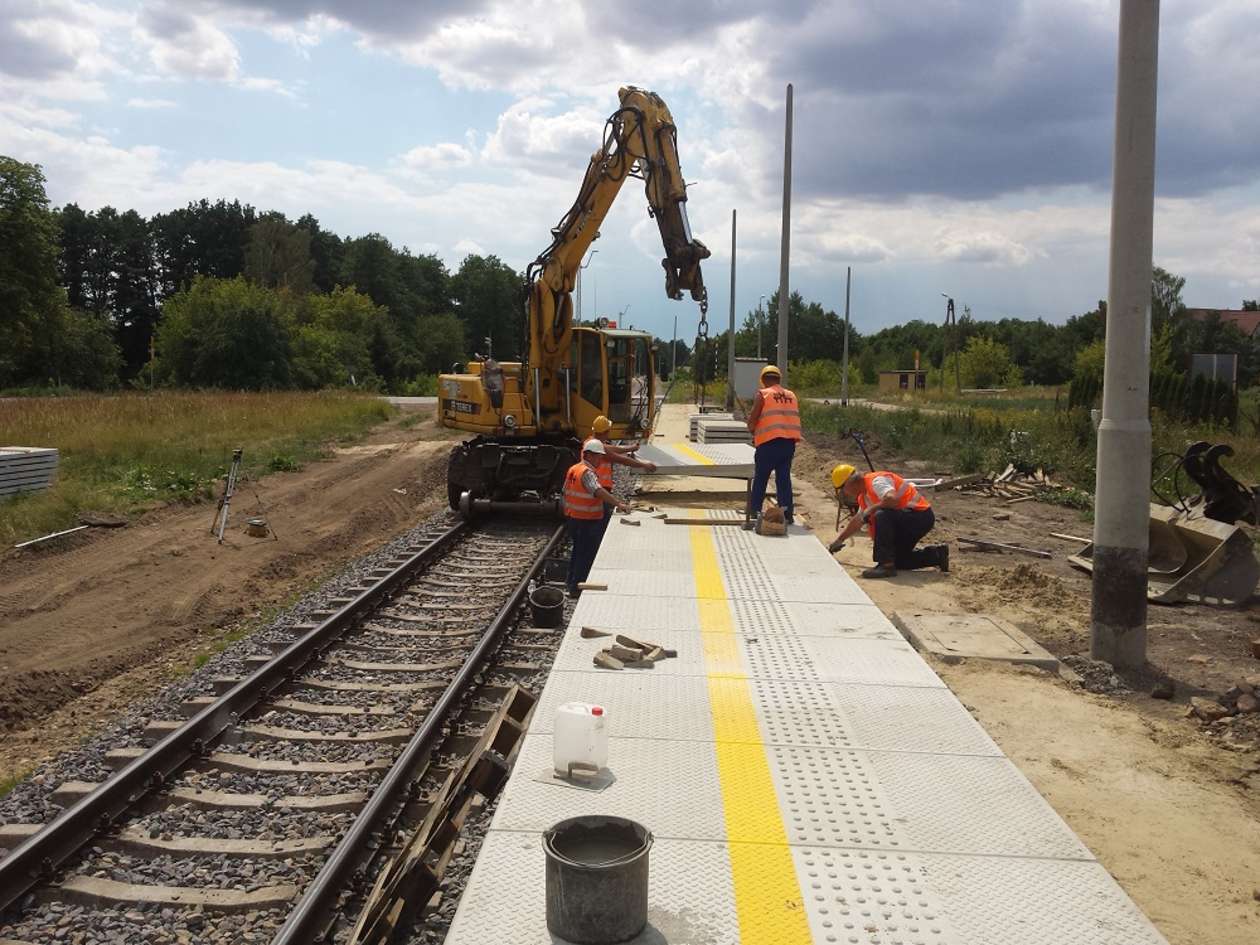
831 463 856 489
592 415 612 434
759 364 781 382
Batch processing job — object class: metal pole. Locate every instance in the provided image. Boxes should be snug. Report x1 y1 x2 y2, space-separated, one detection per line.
726 208 737 410
758 294 765 359
776 82 793 384
671 315 677 376
841 266 851 405
1091 0 1159 670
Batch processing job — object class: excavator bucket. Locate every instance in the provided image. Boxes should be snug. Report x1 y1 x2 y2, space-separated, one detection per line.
1070 503 1260 605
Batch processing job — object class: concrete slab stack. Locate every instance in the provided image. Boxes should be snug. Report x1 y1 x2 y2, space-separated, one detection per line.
0 447 59 498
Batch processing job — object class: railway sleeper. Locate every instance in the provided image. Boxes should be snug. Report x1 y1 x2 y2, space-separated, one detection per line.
46 874 299 913
230 723 415 745
48 781 369 813
104 747 389 774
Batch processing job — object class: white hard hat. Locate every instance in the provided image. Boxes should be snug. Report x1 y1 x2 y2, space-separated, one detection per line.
582 440 606 455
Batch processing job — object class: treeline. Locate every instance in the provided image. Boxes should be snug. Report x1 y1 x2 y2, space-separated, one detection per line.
692 271 1259 395
1 156 522 391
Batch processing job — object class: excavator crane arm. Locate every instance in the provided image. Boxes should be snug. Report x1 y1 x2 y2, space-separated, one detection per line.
526 86 710 367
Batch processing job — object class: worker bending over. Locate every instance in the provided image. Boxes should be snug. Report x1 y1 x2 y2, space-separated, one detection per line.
829 464 949 579
583 415 656 537
563 440 629 596
744 365 802 528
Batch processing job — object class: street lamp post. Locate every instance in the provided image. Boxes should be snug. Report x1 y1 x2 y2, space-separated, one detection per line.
758 294 766 359
577 249 598 323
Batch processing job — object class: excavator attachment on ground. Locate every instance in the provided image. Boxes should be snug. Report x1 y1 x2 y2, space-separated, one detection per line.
1070 442 1260 604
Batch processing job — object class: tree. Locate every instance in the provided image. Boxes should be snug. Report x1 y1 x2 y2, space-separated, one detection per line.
290 287 381 389
956 336 1017 388
245 216 315 294
1150 265 1185 329
450 254 522 359
157 276 293 389
1242 299 1258 312
151 199 257 297
296 214 344 294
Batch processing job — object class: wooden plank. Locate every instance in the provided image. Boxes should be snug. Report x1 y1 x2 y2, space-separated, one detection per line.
1049 532 1091 543
957 536 1052 559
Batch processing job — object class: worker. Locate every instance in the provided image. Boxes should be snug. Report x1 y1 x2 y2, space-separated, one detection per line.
828 463 949 578
583 415 657 537
564 440 629 596
744 364 802 528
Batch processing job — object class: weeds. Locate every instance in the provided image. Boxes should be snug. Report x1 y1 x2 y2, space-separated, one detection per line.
0 391 391 544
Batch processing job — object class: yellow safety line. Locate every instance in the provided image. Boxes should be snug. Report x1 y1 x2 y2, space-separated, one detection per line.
689 525 811 943
670 441 717 466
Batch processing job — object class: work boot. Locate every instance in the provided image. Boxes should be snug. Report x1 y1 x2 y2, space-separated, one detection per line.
742 515 759 531
784 510 794 525
827 536 845 554
861 564 897 579
936 544 950 573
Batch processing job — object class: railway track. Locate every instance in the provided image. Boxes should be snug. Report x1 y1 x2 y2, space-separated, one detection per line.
0 514 566 945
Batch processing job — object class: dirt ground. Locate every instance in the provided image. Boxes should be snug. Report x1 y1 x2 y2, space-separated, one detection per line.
0 412 459 784
786 433 1260 945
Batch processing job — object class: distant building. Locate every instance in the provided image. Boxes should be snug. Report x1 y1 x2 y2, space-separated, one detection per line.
877 369 927 392
1183 308 1260 337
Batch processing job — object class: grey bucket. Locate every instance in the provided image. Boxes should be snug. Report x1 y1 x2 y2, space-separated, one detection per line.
529 584 565 628
543 815 652 944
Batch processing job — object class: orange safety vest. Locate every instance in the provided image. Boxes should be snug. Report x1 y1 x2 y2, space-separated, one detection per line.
857 471 931 537
752 385 803 447
563 461 605 520
582 437 614 490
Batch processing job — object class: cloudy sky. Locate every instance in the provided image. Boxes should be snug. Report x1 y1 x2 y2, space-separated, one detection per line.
2 0 1257 345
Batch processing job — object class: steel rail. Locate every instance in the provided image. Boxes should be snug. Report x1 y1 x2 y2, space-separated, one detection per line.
271 522 566 944
0 519 472 915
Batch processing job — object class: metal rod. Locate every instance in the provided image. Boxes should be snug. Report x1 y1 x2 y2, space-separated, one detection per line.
0 521 471 915
841 266 851 405
776 83 793 384
14 524 90 549
726 208 737 411
272 524 567 944
1091 0 1159 669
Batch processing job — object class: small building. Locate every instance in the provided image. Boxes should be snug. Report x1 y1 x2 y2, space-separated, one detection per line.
877 369 927 392
1184 308 1260 337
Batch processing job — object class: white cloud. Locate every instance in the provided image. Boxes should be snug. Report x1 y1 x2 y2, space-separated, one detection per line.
480 97 606 175
134 4 240 80
401 141 473 170
453 238 485 256
933 230 1036 267
126 96 176 109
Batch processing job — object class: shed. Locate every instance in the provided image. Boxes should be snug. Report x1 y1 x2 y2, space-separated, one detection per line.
877 370 927 392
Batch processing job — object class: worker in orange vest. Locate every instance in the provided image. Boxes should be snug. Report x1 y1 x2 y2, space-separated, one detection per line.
744 364 802 528
829 463 948 578
563 440 630 596
583 415 656 538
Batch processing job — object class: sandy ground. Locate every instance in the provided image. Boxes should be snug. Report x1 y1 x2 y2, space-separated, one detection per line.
0 412 459 784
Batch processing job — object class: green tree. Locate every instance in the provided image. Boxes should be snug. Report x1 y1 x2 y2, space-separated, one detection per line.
157 276 293 389
245 216 315 294
290 287 381 388
1150 265 1185 329
1 157 62 385
957 336 1016 388
450 254 521 359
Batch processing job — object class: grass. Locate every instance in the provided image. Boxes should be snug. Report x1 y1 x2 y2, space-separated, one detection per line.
0 771 28 799
860 384 1067 413
802 398 1260 497
0 391 392 545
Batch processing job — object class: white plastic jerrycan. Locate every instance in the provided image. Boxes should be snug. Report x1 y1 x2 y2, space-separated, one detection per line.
553 702 608 778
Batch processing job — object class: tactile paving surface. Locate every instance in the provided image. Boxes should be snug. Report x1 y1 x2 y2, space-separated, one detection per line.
447 832 741 945
446 509 1170 945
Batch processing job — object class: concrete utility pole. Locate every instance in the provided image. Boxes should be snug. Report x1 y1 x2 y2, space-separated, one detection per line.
726 209 737 410
776 83 793 383
1091 0 1160 669
757 295 766 359
841 266 852 405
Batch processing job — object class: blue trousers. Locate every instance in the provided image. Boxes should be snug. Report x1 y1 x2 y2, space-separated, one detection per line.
749 438 796 519
566 517 604 593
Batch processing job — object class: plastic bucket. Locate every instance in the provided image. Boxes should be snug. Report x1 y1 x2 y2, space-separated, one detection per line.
544 815 652 944
529 585 565 628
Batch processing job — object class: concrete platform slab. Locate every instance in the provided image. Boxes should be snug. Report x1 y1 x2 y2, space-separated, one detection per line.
893 612 1059 670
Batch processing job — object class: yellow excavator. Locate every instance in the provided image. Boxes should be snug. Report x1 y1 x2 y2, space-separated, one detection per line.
438 86 710 515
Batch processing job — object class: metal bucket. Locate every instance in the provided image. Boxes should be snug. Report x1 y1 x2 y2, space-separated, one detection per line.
529 585 565 628
544 815 652 944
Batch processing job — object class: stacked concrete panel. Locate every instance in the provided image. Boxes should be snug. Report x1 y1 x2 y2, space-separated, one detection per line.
696 418 751 445
687 412 733 441
0 447 59 497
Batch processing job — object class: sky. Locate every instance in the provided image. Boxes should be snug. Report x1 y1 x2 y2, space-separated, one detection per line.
2 0 1258 347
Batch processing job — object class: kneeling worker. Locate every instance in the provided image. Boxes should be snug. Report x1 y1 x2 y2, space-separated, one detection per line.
829 464 948 578
745 364 802 527
584 415 656 537
564 440 629 596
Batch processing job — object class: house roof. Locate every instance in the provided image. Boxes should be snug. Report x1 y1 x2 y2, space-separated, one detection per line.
1184 308 1260 336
